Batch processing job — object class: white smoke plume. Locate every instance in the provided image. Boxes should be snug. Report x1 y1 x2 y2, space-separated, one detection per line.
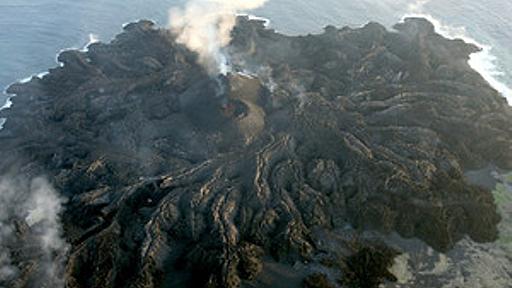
169 0 269 75
0 177 68 287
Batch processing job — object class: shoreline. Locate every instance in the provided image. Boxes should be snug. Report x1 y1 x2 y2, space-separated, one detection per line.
1 15 511 287
0 33 102 130
401 12 512 105
2 12 512 131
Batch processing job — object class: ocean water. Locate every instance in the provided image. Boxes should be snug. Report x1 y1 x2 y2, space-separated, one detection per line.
1 0 511 106
0 1 511 285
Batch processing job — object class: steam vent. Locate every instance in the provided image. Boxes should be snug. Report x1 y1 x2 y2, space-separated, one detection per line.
1 17 511 288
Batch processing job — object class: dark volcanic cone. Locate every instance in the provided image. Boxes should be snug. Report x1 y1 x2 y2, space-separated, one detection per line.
0 17 511 288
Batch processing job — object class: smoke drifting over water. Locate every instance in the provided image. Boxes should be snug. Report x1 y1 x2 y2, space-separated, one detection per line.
169 0 269 75
0 177 68 287
404 0 512 104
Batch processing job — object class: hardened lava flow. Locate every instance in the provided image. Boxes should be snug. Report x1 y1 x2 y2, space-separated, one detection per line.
0 17 511 288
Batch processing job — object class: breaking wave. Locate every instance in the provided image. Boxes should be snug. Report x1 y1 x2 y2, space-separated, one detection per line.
0 33 101 130
401 11 512 105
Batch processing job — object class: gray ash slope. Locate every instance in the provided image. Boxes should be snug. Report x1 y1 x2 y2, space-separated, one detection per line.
1 17 511 288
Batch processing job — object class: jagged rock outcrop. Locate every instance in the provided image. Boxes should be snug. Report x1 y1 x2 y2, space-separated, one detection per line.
0 17 511 288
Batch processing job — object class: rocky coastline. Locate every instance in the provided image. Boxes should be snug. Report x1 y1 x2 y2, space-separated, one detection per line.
0 17 511 288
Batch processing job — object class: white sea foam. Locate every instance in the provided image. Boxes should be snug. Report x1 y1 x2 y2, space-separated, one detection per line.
0 91 14 130
236 13 271 28
0 32 102 132
1 58 52 131
56 32 101 59
0 98 12 110
17 71 50 85
88 33 100 45
399 12 512 105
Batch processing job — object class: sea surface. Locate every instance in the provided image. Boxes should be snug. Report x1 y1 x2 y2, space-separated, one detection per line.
1 0 512 107
0 1 511 285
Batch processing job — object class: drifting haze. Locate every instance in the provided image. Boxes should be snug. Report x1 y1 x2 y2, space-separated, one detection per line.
169 0 268 75
0 177 68 287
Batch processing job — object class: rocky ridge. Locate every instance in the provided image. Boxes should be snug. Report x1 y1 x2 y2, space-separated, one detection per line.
0 17 511 287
